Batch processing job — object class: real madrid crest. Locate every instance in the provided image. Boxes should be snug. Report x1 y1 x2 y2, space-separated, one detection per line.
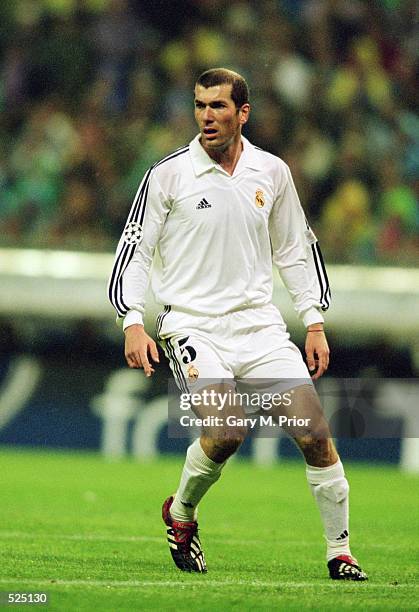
255 189 265 208
187 365 199 383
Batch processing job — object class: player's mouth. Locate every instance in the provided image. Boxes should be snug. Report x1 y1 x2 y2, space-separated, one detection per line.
203 128 218 139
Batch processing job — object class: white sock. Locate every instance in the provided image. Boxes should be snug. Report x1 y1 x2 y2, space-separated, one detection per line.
306 460 352 562
170 438 225 522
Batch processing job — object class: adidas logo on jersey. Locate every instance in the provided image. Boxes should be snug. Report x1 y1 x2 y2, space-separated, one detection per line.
196 198 212 209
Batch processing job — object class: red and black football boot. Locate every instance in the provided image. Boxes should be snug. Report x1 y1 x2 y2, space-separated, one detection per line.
328 555 368 580
162 495 207 573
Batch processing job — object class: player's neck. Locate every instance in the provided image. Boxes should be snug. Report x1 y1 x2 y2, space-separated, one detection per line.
205 134 243 176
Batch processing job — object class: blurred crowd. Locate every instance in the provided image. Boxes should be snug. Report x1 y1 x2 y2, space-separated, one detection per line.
0 0 418 264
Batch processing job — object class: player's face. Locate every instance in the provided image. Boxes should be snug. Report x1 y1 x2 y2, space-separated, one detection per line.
194 83 250 151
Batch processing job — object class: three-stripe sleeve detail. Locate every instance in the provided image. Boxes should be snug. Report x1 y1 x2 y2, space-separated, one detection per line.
108 242 137 316
311 242 331 311
108 147 189 318
108 168 152 317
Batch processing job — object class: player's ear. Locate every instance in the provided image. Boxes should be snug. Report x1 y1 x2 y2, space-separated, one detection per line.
239 103 250 125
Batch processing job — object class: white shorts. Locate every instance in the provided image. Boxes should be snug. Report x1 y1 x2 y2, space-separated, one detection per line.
157 304 311 394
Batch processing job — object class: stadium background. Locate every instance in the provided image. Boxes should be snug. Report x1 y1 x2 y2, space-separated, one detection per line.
0 1 418 609
0 0 417 463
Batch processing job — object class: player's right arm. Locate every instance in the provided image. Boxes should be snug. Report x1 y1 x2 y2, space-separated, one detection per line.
124 323 159 376
108 167 170 374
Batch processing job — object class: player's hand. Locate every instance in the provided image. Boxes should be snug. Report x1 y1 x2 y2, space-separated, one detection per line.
305 326 330 380
124 324 159 376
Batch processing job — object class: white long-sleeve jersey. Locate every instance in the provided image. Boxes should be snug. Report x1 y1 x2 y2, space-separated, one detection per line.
108 135 331 330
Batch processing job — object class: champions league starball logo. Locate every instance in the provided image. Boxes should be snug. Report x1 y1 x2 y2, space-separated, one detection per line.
123 221 143 245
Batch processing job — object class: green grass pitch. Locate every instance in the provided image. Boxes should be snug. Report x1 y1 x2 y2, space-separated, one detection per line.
0 448 418 611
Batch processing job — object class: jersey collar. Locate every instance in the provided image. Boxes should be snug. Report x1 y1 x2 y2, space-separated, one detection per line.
189 134 264 176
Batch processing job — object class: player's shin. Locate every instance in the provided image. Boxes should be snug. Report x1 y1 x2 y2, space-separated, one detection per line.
306 459 352 561
170 438 226 522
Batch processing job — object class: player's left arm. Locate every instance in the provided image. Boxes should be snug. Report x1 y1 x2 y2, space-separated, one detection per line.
269 161 331 378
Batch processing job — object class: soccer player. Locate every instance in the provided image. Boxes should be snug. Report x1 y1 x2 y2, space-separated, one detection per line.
108 68 367 580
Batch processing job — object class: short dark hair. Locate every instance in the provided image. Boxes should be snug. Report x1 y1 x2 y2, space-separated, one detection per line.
195 68 249 108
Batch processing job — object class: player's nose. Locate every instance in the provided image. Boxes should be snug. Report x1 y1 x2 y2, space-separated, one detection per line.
202 106 214 122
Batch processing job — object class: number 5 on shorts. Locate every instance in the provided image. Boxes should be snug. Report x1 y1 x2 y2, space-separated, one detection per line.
178 337 197 364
